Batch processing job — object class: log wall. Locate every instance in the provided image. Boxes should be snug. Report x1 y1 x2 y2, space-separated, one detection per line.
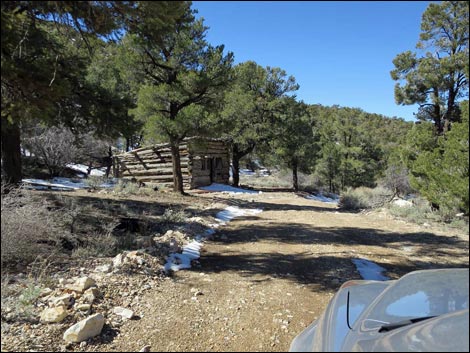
113 137 230 189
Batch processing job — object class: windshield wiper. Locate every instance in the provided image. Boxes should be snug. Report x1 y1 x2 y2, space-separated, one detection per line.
378 316 437 333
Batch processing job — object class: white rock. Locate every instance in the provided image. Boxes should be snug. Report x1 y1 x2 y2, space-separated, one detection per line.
50 294 74 307
113 306 134 319
40 306 68 323
113 253 126 268
63 313 105 343
76 304 91 312
82 288 101 304
190 288 203 296
39 288 53 298
95 264 112 273
392 199 413 208
67 277 96 293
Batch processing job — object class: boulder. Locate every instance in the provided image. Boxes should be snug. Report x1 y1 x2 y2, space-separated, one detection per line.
113 306 134 319
40 306 68 323
392 199 413 208
50 294 74 308
66 277 96 293
82 287 101 304
63 313 105 343
113 253 126 268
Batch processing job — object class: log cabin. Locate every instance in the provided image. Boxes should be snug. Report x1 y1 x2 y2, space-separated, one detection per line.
113 137 231 189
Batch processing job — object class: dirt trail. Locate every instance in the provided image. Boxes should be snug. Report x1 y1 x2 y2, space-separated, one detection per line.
101 192 468 352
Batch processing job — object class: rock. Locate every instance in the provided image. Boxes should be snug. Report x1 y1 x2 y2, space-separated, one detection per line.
113 253 126 268
63 313 105 343
139 345 151 352
50 294 74 308
135 236 154 249
82 288 101 304
190 288 203 296
392 199 413 208
168 238 181 253
67 277 96 293
39 288 53 298
76 304 91 312
113 306 134 319
95 264 112 273
40 306 68 323
127 251 146 265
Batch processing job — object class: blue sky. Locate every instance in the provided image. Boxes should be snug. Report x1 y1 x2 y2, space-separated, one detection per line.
192 1 432 121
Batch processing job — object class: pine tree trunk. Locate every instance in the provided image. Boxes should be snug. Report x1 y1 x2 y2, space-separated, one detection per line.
170 139 185 194
292 159 299 191
232 154 240 187
1 119 22 185
231 142 256 187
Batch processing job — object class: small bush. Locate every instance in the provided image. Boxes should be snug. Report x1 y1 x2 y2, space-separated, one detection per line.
22 125 81 178
84 175 107 190
381 164 413 197
112 179 154 196
388 198 435 224
72 232 118 258
113 179 136 195
1 187 63 267
339 186 394 211
161 208 188 224
2 257 55 322
388 196 468 231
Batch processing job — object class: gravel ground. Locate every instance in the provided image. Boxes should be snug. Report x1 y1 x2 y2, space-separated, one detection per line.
1 191 468 352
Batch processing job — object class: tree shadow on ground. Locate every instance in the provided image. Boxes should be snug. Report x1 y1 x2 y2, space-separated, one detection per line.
216 222 468 250
209 196 338 213
192 220 468 293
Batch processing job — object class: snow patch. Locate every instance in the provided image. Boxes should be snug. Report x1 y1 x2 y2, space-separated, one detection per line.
66 163 106 176
22 177 116 191
306 192 339 204
199 183 260 194
164 206 263 272
352 258 389 281
215 206 263 224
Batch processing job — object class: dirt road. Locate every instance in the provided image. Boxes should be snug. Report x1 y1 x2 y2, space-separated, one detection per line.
100 191 468 352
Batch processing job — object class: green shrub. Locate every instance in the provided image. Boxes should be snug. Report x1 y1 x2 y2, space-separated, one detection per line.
339 186 393 211
388 197 436 224
388 196 469 231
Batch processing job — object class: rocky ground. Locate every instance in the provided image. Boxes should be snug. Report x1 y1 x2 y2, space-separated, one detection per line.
1 190 468 352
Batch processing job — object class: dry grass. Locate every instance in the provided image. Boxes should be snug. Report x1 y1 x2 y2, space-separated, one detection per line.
1 187 64 267
339 186 394 211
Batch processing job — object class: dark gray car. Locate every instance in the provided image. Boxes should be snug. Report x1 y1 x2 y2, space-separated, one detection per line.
290 268 469 352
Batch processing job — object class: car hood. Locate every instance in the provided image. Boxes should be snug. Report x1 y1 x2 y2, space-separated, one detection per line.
290 268 469 352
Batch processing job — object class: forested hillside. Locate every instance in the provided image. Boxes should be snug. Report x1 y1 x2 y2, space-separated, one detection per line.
2 0 468 214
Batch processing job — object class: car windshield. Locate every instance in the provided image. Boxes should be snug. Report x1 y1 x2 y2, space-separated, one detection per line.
364 269 469 329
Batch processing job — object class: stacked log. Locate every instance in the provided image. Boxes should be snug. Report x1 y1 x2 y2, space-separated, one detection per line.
113 137 231 189
114 142 190 185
